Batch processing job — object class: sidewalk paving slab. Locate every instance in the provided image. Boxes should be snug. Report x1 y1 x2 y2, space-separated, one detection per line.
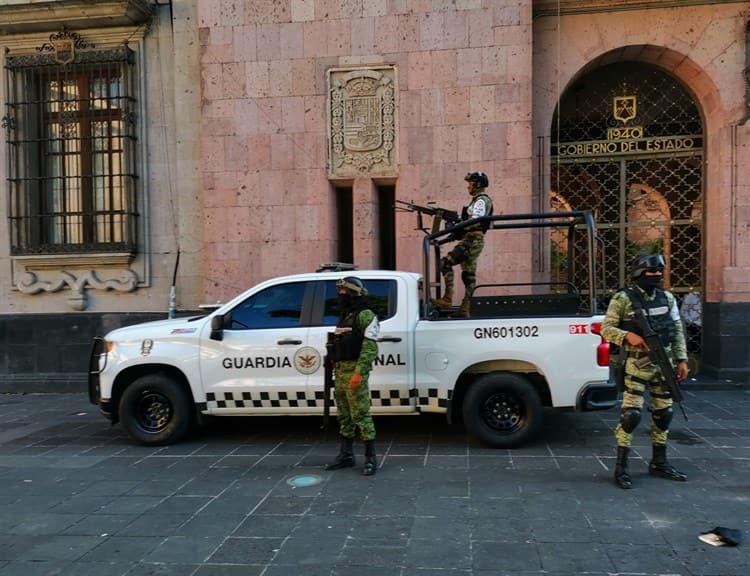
0 388 748 575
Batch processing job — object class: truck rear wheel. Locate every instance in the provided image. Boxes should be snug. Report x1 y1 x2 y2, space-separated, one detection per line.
462 373 542 448
119 374 192 446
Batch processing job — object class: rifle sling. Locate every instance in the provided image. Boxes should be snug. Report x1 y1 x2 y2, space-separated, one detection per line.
625 287 649 325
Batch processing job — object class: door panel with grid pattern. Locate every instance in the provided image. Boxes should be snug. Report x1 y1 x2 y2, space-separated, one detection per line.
548 62 703 371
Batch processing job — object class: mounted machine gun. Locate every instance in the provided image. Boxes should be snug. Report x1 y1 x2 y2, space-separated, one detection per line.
395 200 461 236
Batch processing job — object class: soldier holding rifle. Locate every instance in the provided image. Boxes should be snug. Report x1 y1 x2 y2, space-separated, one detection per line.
324 277 380 476
431 171 494 318
601 254 689 489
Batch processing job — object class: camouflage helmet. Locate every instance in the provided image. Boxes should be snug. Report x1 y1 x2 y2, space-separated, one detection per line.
336 276 368 297
630 254 666 279
464 171 489 189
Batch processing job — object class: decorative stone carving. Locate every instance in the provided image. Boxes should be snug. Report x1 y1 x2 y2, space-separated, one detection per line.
327 67 397 178
16 270 139 311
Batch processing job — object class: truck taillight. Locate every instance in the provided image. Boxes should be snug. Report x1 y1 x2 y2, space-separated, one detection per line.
590 322 610 367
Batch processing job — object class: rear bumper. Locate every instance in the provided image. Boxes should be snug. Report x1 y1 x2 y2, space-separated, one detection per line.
577 380 618 411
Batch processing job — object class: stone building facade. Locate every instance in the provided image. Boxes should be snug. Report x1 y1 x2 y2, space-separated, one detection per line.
0 0 748 390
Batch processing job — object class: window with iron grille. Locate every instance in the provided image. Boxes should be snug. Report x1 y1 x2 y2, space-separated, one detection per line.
4 45 138 256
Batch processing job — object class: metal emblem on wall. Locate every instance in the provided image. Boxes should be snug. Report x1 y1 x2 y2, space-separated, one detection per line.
327 67 397 177
613 95 637 124
38 28 95 65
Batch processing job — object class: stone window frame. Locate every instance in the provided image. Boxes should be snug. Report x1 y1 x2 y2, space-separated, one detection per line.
4 38 139 259
1 20 153 309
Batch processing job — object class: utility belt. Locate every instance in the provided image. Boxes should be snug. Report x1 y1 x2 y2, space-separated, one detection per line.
627 345 672 360
463 229 485 239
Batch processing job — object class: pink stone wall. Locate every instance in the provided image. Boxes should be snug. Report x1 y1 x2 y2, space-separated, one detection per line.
198 0 534 302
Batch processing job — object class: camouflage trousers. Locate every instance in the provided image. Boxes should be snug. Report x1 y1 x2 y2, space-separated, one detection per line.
614 359 673 447
442 231 485 299
334 361 376 441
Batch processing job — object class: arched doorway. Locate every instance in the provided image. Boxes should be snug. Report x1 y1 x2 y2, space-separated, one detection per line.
549 61 704 372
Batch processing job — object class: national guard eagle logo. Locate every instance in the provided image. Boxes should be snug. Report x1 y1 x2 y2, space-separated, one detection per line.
613 95 637 124
294 346 321 375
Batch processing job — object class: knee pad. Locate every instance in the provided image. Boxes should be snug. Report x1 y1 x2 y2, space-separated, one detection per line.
461 270 475 287
651 406 673 432
451 243 470 264
619 408 642 433
440 257 453 275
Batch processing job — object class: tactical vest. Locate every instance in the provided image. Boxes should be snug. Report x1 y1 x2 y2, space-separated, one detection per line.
461 193 494 233
331 310 365 362
621 288 676 348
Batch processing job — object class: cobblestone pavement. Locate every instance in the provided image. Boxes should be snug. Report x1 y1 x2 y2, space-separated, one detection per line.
0 386 748 576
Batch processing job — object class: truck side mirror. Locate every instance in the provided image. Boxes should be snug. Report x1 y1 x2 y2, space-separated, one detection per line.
210 315 224 341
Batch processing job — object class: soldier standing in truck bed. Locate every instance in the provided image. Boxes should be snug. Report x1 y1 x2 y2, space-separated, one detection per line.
431 171 494 318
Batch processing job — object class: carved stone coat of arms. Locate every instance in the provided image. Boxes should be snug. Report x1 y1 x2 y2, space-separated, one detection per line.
327 67 397 178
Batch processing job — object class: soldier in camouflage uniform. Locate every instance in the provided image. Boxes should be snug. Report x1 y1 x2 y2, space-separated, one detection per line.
601 254 689 489
432 171 494 318
325 276 380 476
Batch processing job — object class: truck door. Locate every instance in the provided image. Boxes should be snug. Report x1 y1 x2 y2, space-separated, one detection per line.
199 281 315 413
307 277 416 413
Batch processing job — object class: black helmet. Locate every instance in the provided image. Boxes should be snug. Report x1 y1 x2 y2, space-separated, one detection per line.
630 254 666 279
464 171 489 188
336 276 368 297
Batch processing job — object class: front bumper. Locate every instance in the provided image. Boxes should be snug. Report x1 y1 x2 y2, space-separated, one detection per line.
88 337 113 419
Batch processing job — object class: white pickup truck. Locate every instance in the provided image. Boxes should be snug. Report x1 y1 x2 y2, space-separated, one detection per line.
89 210 616 447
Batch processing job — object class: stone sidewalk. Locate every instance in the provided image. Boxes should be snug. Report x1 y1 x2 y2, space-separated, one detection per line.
0 386 748 576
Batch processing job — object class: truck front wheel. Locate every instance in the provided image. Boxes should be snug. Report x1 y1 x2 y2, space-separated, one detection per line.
119 374 192 446
462 373 542 448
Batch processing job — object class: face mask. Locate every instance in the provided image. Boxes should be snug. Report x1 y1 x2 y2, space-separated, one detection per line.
338 293 354 310
636 275 662 293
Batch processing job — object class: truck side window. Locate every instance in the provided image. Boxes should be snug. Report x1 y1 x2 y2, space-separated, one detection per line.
321 279 396 326
228 282 307 329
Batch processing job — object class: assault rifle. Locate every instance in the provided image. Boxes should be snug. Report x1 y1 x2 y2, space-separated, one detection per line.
321 331 336 431
395 200 461 236
629 291 688 420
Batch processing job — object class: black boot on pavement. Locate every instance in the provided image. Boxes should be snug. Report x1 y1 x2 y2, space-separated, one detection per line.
362 440 377 476
326 435 355 470
614 446 633 489
649 444 687 481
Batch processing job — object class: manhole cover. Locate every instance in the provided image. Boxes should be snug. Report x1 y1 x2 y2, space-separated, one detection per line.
286 474 323 488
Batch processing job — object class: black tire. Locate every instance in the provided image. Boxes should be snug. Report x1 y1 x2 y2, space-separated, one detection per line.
118 374 192 445
462 372 543 448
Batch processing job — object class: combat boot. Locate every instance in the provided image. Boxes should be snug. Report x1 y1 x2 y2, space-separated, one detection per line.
362 440 377 476
614 446 632 489
430 290 453 309
649 444 687 481
451 298 471 318
325 435 355 470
